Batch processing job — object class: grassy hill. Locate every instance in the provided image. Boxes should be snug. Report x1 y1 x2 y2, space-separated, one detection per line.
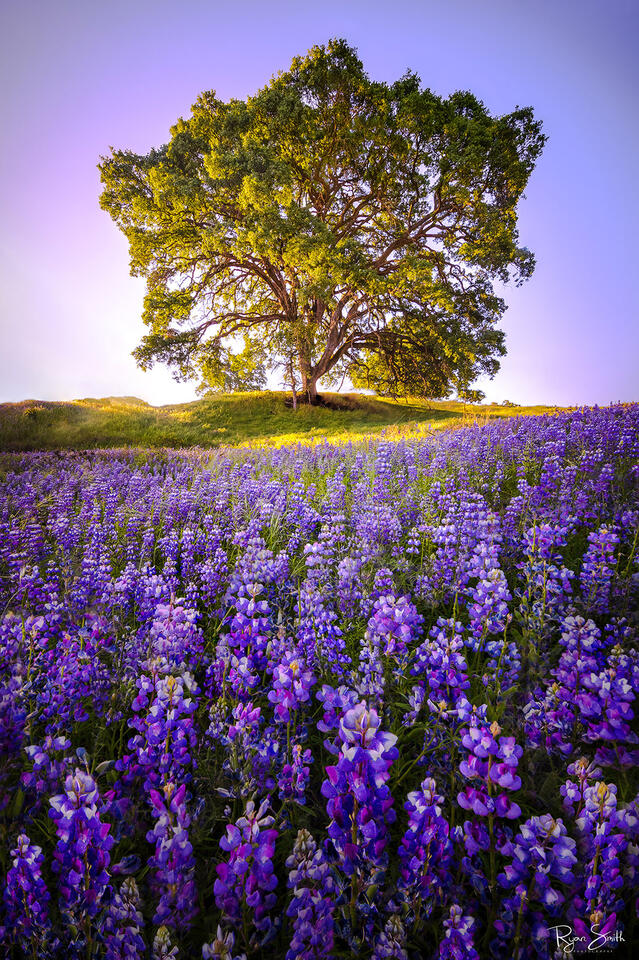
0 392 562 451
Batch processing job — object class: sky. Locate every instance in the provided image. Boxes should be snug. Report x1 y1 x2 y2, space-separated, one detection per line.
0 0 637 407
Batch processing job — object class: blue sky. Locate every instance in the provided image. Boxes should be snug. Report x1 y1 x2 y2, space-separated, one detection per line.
1 0 637 405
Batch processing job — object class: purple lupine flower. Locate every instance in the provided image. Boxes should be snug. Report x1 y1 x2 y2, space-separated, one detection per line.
467 567 511 643
0 664 26 762
459 818 491 857
523 615 607 757
523 681 579 757
134 568 172 622
278 744 313 805
102 877 146 960
360 567 396 617
303 534 337 584
198 547 229 616
268 653 315 722
560 757 603 816
515 523 574 637
365 594 422 658
497 814 577 929
559 614 606 655
297 580 350 674
226 653 260 700
580 524 620 613
285 829 335 960
371 915 408 960
321 701 398 875
119 665 199 790
411 618 470 707
3 834 51 953
356 628 386 704
437 905 479 960
403 682 427 727
21 734 73 805
592 643 639 767
225 586 272 673
457 721 522 821
578 651 638 761
453 697 489 726
152 925 179 960
203 926 247 960
336 555 364 617
576 780 619 835
32 625 115 734
227 701 262 743
146 780 198 930
214 798 278 940
398 777 452 919
49 768 114 920
570 781 628 926
147 599 205 670
315 684 360 754
212 701 281 798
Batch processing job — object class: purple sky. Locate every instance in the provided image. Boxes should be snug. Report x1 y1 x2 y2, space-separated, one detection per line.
1 0 637 406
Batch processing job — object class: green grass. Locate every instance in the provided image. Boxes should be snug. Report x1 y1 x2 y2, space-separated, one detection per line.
0 392 564 451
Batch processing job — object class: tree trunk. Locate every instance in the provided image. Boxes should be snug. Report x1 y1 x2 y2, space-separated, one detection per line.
299 366 319 403
297 336 319 405
289 357 297 410
306 378 319 404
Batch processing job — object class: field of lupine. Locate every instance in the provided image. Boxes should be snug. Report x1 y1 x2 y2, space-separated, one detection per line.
1 404 638 959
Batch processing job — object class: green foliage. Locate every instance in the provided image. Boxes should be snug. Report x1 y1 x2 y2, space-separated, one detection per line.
197 336 268 394
99 40 545 402
457 386 486 404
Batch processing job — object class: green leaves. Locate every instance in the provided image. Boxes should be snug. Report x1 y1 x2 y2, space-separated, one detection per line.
197 336 268 394
99 39 545 402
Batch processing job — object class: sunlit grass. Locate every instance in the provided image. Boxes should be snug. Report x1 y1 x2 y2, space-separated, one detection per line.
0 391 565 451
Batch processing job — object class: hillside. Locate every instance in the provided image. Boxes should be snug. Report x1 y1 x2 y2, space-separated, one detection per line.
0 392 560 451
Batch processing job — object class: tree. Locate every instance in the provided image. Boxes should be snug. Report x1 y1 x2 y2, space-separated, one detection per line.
99 39 546 404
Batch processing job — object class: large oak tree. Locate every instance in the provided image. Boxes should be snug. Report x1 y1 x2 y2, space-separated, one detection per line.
99 39 545 403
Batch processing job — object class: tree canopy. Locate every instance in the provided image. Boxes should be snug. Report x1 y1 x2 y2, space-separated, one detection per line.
99 39 546 402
